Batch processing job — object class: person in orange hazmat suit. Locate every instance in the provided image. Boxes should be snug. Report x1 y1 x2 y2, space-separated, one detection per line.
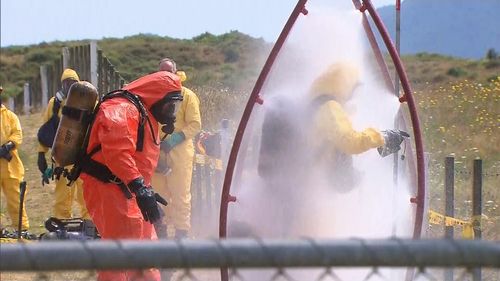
80 71 183 281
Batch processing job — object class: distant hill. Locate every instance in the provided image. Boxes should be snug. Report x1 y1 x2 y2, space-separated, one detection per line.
377 0 500 59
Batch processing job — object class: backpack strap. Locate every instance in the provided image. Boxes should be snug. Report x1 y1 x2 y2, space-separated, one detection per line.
52 96 62 116
79 144 133 199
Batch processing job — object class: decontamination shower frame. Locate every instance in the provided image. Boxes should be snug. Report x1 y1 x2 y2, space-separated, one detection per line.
218 0 426 278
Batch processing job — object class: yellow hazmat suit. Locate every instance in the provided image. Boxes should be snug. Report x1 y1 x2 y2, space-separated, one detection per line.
0 104 29 230
39 97 89 219
153 81 201 235
310 63 384 174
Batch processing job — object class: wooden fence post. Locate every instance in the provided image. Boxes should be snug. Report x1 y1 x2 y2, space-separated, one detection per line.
72 46 77 74
97 49 103 95
90 41 98 87
7 97 14 111
40 65 49 107
54 58 62 91
472 158 483 281
114 71 121 90
23 83 30 114
444 155 454 281
84 44 90 81
62 47 70 69
102 59 109 93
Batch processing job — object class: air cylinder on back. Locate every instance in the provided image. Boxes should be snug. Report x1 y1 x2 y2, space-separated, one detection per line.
52 81 98 167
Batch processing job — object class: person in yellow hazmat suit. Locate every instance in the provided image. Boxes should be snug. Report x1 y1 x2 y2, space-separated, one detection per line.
153 58 201 239
0 86 32 237
309 62 409 190
37 69 89 219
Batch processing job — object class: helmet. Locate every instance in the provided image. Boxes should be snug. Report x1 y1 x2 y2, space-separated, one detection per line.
310 62 360 102
61 69 80 82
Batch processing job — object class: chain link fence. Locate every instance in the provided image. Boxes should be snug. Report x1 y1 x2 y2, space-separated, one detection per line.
1 238 499 281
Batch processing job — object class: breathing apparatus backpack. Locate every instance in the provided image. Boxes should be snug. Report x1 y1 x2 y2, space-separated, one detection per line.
56 86 157 198
258 95 356 192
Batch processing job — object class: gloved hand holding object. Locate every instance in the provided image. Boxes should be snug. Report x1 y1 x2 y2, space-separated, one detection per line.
0 141 15 161
128 177 167 223
37 152 48 174
160 132 185 153
42 167 53 186
378 129 410 157
53 166 67 181
37 152 52 185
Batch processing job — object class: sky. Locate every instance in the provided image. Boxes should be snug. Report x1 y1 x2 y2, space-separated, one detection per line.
0 0 399 47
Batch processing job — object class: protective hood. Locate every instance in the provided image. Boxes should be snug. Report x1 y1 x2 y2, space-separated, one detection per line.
309 62 360 103
123 71 182 109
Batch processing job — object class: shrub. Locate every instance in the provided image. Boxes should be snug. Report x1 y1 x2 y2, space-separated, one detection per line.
486 48 498 60
447 67 467 77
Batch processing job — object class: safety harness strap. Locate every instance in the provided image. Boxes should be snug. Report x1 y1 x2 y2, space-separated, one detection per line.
61 106 93 123
80 144 133 199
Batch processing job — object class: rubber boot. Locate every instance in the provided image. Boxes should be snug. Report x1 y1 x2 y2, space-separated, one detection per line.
175 229 188 240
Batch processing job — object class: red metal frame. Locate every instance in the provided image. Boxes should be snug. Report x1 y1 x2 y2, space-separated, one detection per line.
218 0 426 268
358 0 425 239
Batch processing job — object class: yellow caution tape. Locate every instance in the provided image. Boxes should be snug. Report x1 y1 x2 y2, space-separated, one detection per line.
428 210 482 239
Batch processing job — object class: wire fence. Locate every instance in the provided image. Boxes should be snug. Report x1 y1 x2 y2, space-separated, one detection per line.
1 238 499 281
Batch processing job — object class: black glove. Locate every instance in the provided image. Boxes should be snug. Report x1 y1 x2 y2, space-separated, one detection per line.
0 141 15 161
378 130 410 157
53 167 66 181
128 178 167 223
38 152 48 174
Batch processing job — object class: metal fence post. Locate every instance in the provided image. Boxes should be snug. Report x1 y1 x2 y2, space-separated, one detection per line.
444 155 454 281
472 158 483 281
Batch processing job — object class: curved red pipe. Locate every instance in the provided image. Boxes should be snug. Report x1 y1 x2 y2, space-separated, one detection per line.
359 0 426 238
353 2 420 237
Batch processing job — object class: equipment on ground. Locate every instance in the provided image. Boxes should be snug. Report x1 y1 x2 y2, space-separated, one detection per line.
40 217 99 240
17 181 26 241
52 81 98 167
